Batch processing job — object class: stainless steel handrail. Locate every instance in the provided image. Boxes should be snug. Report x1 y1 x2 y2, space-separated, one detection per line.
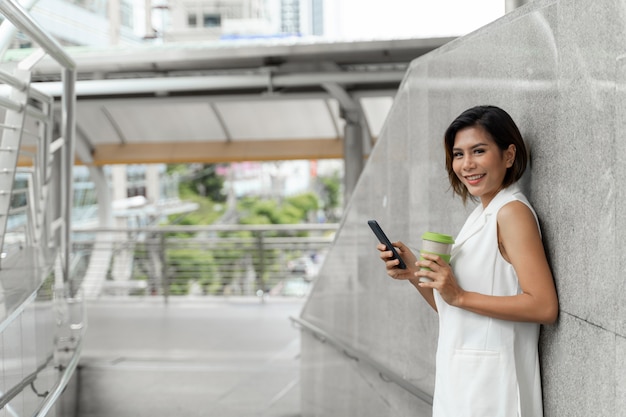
290 316 434 406
32 329 84 417
0 0 74 70
0 0 77 285
77 223 340 233
73 224 338 299
0 353 54 410
0 1 79 416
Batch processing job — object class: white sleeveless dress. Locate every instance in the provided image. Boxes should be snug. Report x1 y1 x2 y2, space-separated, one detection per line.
432 184 544 417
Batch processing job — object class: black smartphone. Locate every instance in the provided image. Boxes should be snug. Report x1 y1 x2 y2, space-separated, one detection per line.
367 220 407 269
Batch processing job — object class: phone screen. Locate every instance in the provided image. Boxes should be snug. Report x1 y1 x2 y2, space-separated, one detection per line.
367 220 406 269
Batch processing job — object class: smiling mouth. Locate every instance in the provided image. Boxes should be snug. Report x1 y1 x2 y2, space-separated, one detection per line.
465 174 485 184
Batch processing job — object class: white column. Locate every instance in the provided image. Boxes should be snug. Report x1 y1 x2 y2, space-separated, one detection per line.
108 0 121 45
145 164 161 204
111 164 127 202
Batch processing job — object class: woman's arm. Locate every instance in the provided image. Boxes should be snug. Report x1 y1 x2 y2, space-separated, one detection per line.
377 241 438 311
417 201 558 324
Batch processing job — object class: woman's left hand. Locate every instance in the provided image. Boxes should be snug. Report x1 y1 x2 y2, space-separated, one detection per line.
415 253 465 307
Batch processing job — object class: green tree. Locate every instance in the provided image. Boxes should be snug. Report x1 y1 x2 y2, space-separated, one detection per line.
285 192 318 215
161 165 329 296
191 164 227 202
319 172 342 221
165 164 227 226
237 192 319 225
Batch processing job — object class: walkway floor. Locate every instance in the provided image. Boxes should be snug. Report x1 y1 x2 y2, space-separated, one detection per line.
77 296 305 417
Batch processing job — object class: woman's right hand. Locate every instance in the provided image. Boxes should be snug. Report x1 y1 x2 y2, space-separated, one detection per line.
378 241 438 311
376 241 418 280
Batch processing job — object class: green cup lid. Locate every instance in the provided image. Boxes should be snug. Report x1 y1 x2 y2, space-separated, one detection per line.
421 231 455 244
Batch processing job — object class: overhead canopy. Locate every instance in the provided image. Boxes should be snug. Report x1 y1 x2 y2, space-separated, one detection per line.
20 36 455 165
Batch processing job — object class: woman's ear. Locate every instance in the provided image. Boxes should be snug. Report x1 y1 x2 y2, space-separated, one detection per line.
505 144 516 168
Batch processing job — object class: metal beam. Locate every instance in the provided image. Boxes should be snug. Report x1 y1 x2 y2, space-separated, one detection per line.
50 89 399 106
25 37 454 77
32 71 406 97
84 138 345 165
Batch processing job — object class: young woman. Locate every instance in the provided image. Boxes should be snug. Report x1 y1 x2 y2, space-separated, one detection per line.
378 105 558 417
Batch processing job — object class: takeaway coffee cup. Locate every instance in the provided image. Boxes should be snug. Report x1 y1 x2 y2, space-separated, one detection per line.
419 232 455 283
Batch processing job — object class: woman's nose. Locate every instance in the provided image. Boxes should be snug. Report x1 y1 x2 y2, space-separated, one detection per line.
462 155 475 170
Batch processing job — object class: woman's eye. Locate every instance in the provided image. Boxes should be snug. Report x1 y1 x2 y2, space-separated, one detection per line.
453 152 463 158
473 148 485 154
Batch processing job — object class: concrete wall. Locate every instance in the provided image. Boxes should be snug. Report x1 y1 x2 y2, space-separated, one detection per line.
299 0 626 415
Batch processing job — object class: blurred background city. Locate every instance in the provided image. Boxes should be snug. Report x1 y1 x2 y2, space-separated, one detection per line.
17 0 504 302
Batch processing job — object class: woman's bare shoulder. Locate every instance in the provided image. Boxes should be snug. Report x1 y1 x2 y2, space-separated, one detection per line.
497 199 540 239
497 199 535 221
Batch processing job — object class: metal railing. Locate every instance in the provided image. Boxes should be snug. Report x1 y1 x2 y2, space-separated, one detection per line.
0 0 79 416
72 223 338 299
291 316 434 405
0 0 76 280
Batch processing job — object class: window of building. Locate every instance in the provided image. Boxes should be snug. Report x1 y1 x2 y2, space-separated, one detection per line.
127 165 147 198
120 0 133 28
280 0 299 34
72 0 107 17
187 13 197 27
312 0 324 36
203 13 221 27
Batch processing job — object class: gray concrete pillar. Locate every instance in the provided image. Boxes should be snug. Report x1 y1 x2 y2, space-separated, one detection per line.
505 0 529 12
322 83 367 206
342 109 363 205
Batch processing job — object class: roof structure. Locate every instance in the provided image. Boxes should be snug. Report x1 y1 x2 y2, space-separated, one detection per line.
22 36 454 165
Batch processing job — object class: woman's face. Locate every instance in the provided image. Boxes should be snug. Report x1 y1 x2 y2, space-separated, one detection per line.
452 126 515 207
